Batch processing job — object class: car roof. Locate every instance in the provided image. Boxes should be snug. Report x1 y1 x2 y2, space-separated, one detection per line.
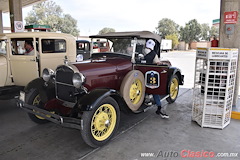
89 31 161 43
0 32 75 39
76 40 90 43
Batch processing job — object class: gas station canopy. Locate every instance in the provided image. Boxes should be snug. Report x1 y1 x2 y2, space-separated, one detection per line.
0 0 45 12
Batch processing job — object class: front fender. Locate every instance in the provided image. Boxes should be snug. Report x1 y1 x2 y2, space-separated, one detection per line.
24 78 44 92
79 89 121 111
24 78 55 103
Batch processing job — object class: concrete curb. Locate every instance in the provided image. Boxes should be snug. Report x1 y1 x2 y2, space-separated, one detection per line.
231 111 240 120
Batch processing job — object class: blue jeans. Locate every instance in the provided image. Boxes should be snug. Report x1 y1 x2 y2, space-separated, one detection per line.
153 94 161 106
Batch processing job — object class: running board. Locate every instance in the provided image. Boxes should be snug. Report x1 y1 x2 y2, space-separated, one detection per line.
160 94 170 102
136 94 170 113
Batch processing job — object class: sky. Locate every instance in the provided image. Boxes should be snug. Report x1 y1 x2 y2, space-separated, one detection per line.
2 0 221 36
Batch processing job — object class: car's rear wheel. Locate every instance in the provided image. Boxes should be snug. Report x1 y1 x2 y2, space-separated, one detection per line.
120 70 145 112
166 75 179 103
25 88 49 124
81 97 120 148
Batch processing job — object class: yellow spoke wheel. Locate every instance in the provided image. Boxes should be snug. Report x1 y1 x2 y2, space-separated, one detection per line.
33 94 45 120
120 70 145 111
26 88 49 124
81 97 120 148
91 104 117 141
167 75 179 103
129 79 143 104
169 78 179 100
32 94 54 119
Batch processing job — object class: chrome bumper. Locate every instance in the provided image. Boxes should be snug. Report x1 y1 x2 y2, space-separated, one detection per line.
17 98 83 130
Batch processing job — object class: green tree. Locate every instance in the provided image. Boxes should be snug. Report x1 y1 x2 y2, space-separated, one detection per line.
98 27 115 34
165 34 179 50
156 18 179 38
209 26 219 38
25 1 79 36
180 19 201 48
201 23 210 41
60 14 79 36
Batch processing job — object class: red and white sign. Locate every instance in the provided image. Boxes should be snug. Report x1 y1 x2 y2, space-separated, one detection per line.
224 11 238 24
14 21 24 32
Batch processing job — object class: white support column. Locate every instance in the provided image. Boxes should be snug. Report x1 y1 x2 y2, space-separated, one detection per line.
0 10 3 33
219 0 240 107
9 0 23 32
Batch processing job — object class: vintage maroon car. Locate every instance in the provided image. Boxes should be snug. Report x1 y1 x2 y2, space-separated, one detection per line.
18 31 184 148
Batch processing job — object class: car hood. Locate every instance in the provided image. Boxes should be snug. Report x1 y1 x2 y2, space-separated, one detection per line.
69 55 132 90
71 55 132 76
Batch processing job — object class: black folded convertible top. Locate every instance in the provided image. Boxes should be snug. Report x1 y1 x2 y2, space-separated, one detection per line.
89 31 161 43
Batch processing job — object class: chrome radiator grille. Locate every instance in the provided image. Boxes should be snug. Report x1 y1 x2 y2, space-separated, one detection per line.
55 66 76 103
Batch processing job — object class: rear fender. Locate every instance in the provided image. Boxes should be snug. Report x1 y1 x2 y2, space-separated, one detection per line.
167 67 184 85
79 89 122 111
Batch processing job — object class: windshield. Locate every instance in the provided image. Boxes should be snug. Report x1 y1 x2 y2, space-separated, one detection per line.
92 38 146 56
0 40 7 55
110 39 132 55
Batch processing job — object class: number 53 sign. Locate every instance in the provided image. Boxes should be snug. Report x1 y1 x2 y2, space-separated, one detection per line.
145 71 160 89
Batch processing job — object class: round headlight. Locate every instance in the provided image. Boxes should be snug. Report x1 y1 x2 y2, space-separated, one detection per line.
72 73 85 88
42 68 54 82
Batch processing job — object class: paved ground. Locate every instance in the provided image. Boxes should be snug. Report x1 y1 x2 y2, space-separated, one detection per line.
0 98 154 160
161 50 196 89
0 51 239 160
1 88 239 160
82 88 240 160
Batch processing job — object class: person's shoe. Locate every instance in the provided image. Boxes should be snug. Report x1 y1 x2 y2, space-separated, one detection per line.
156 110 169 119
161 113 169 119
155 110 164 116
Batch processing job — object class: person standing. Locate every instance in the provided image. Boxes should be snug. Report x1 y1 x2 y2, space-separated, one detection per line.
144 39 169 119
211 36 219 47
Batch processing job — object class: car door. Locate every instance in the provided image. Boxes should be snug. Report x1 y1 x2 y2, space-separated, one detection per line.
9 38 39 86
0 39 7 86
38 38 67 76
76 41 90 61
134 64 169 95
0 55 7 86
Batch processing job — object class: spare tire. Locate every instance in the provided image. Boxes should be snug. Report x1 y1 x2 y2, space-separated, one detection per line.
120 70 145 111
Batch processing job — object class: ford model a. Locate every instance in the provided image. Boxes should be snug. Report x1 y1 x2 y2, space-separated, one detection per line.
18 31 184 148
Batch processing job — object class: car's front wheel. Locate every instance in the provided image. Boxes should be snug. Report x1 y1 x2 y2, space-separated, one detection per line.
25 88 49 124
166 74 179 103
80 97 120 148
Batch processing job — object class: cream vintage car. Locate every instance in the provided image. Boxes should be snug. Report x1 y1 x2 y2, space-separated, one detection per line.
0 32 76 99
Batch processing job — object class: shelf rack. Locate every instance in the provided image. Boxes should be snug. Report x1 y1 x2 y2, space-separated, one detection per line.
192 48 238 129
